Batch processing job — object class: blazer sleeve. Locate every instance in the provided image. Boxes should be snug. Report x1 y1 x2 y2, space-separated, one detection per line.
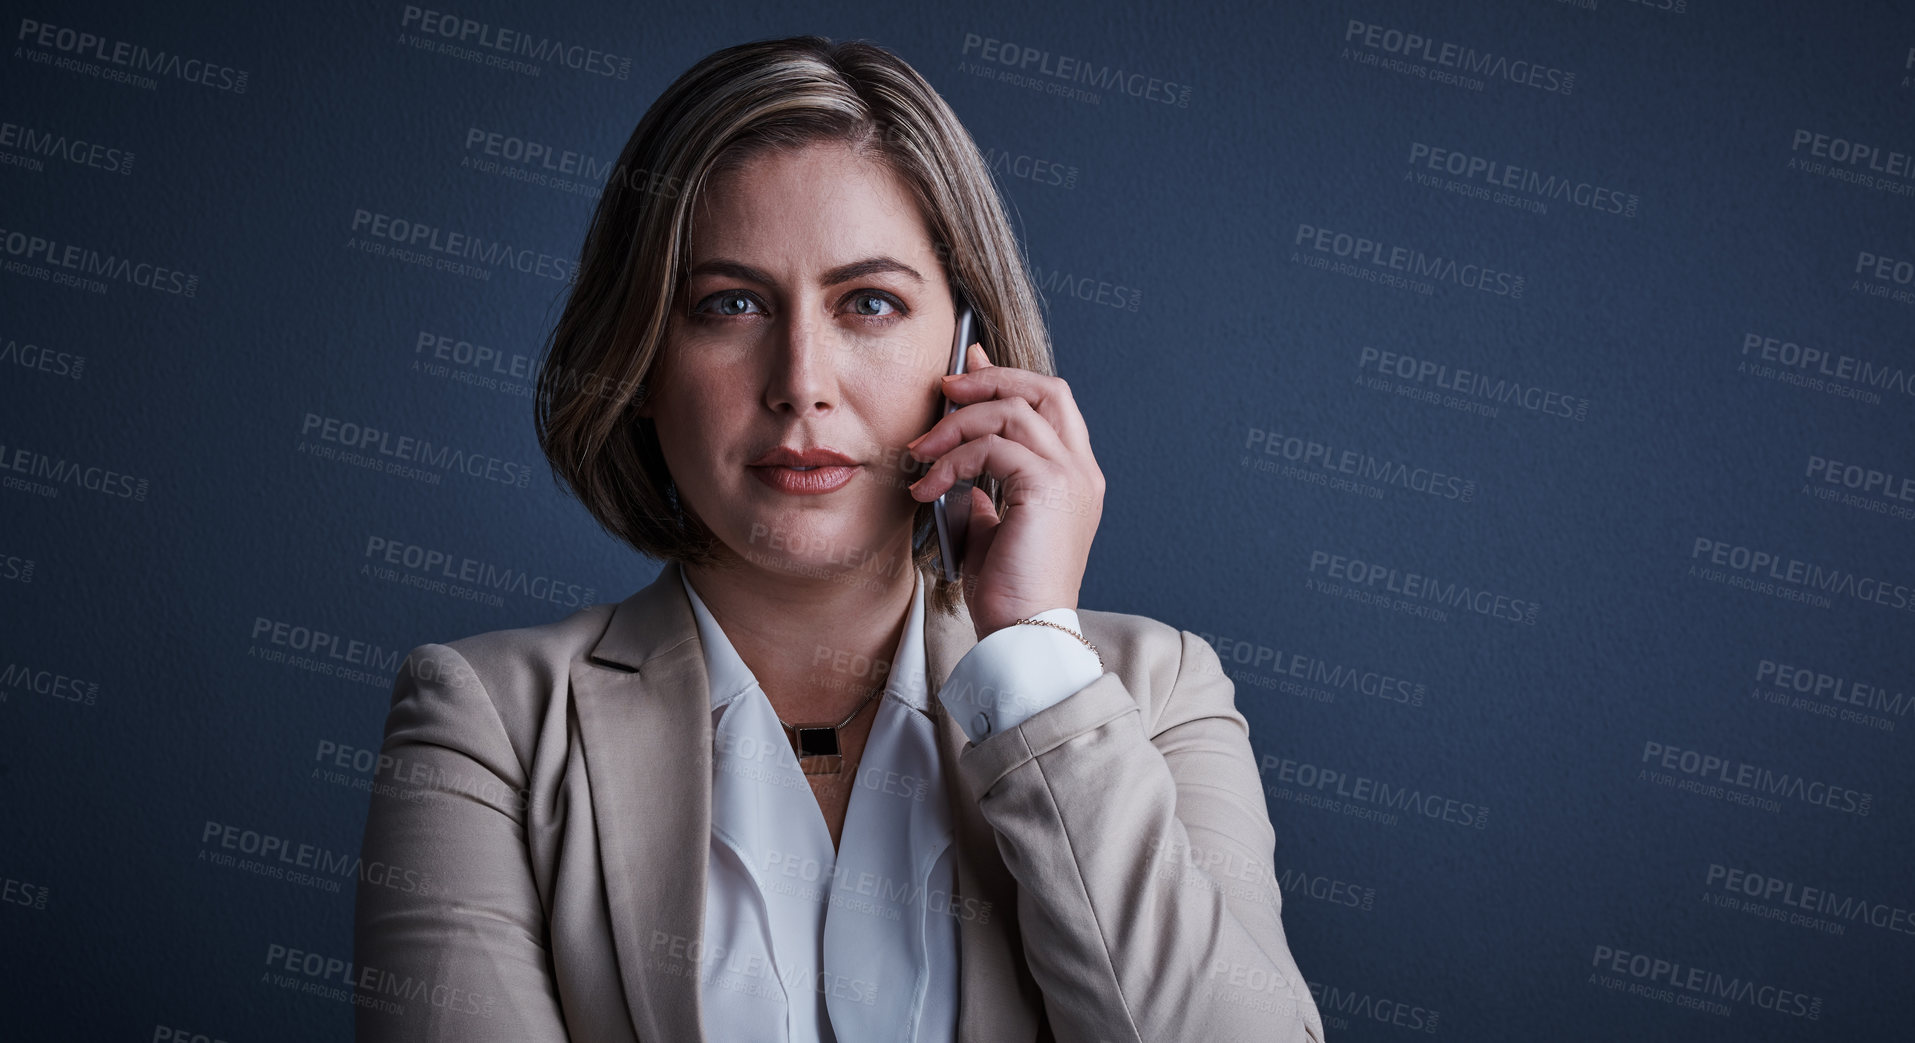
951 624 1325 1043
353 643 572 1042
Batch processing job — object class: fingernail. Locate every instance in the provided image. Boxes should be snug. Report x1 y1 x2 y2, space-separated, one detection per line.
906 432 925 447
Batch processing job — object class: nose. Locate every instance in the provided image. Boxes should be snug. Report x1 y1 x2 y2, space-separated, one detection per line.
763 307 839 416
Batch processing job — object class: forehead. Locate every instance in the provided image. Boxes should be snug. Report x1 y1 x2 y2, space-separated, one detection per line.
688 141 938 270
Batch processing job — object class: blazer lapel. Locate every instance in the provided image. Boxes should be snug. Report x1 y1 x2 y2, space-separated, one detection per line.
569 561 1042 1043
924 601 1046 1043
570 560 711 1043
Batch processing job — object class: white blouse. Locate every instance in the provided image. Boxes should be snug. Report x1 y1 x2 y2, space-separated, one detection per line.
678 567 1103 1042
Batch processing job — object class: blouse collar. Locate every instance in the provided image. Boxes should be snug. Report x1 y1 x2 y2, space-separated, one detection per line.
678 566 933 717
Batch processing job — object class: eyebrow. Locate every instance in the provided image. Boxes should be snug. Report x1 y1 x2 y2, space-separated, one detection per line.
685 256 927 288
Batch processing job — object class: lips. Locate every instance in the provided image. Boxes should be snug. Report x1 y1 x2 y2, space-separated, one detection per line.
747 446 860 494
748 446 858 468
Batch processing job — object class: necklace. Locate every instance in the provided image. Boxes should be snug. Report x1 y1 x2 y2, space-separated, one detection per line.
775 682 886 775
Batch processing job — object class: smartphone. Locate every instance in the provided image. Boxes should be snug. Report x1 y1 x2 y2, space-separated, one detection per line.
931 295 977 583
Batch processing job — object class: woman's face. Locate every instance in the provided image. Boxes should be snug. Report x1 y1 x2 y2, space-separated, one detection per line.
640 140 954 583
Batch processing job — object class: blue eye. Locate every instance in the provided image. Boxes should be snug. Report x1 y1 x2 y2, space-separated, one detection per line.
850 292 901 318
698 292 762 317
689 290 904 321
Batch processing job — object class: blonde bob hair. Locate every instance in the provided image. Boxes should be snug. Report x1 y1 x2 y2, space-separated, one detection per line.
534 34 1056 615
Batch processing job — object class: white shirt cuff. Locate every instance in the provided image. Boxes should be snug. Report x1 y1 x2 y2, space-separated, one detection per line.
937 609 1104 745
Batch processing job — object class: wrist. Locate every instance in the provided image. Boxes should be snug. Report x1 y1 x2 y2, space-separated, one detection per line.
1004 611 1102 670
981 600 1078 639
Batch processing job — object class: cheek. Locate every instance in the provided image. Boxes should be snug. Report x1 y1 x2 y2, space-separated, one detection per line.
865 376 942 442
670 408 740 473
881 344 950 419
652 361 745 445
648 402 725 490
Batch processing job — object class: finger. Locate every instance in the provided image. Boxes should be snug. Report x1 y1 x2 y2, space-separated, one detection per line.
908 395 1069 466
940 364 1091 457
960 482 999 581
908 432 1050 503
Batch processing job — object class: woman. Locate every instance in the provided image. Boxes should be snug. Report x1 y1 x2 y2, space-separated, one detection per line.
354 34 1323 1043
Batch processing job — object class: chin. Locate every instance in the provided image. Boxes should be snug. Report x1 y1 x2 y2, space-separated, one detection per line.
727 509 912 584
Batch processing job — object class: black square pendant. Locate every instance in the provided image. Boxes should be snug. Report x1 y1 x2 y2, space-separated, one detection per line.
794 726 840 759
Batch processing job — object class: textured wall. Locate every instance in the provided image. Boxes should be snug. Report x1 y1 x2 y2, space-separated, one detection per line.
3 0 1911 1039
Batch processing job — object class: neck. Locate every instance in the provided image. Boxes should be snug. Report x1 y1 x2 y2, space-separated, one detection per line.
683 535 919 722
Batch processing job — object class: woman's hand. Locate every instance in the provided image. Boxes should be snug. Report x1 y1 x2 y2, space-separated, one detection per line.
905 343 1105 639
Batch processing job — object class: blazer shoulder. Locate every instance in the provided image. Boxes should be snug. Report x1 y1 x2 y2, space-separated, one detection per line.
393 601 619 749
432 600 618 683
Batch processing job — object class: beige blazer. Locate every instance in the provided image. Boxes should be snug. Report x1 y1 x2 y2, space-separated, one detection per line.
354 560 1324 1042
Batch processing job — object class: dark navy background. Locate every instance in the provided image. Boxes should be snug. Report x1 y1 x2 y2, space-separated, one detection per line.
4 0 1912 1039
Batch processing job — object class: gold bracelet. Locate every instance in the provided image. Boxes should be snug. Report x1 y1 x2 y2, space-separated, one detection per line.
1010 617 1104 670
